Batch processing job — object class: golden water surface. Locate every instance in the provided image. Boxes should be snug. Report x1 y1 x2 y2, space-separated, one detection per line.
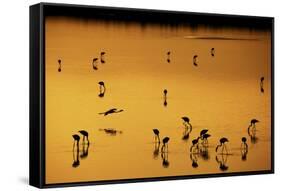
45 16 272 184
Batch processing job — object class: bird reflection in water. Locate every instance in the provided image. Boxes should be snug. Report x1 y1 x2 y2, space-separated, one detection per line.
153 141 160 159
190 153 199 168
200 144 210 161
99 128 122 136
80 142 90 160
72 134 80 168
161 152 169 168
216 154 229 171
182 128 191 141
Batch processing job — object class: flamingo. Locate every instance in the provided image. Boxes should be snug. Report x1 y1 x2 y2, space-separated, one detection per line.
161 137 170 153
153 129 160 143
216 137 229 154
193 55 198 67
78 130 90 144
163 89 168 107
98 81 106 97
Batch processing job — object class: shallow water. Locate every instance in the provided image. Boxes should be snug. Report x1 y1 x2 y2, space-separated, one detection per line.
45 17 272 184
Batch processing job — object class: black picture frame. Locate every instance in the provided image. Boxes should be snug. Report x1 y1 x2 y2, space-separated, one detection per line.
29 2 274 188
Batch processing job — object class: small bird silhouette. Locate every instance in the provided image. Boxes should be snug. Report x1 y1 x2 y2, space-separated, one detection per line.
248 119 259 134
98 81 106 97
58 59 62 72
72 134 80 150
193 55 198 67
153 129 160 143
92 58 98 70
182 116 192 130
99 108 124 116
190 137 200 153
241 137 248 151
167 51 171 63
216 137 229 154
100 52 106 64
161 137 170 153
211 48 215 57
260 77 264 93
163 89 168 107
79 130 90 145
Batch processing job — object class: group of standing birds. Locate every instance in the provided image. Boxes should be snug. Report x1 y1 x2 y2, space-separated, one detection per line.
72 130 90 150
153 129 170 153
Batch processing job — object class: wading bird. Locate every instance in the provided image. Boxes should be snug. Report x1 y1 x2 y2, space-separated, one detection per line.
92 58 98 70
79 130 90 144
182 116 192 129
193 55 198 67
153 129 160 143
167 51 171 63
241 137 248 151
260 76 264 93
161 137 170 153
58 59 62 72
100 52 106 64
98 81 106 97
248 119 259 134
163 89 168 107
211 48 215 57
72 134 80 150
99 108 124 116
190 137 200 153
216 137 229 154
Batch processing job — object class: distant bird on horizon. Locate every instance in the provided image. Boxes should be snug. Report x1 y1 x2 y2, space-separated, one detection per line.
58 59 62 72
211 48 215 57
167 51 171 63
153 129 160 143
182 116 192 129
193 55 198 67
161 137 170 153
216 137 229 154
92 58 99 70
99 108 124 116
79 130 90 144
100 52 106 64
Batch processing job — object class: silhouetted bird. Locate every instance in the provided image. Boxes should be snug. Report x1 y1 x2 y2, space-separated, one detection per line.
153 129 160 143
99 108 124 116
260 77 264 93
190 137 200 153
216 137 229 154
167 51 171 63
190 153 199 168
72 134 80 150
193 55 198 67
248 119 259 134
211 48 215 57
58 59 62 72
100 52 106 64
92 58 98 70
153 141 160 159
98 81 106 97
163 89 168 107
202 133 211 144
182 116 192 129
241 137 248 151
79 130 90 144
161 137 170 153
216 155 228 171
